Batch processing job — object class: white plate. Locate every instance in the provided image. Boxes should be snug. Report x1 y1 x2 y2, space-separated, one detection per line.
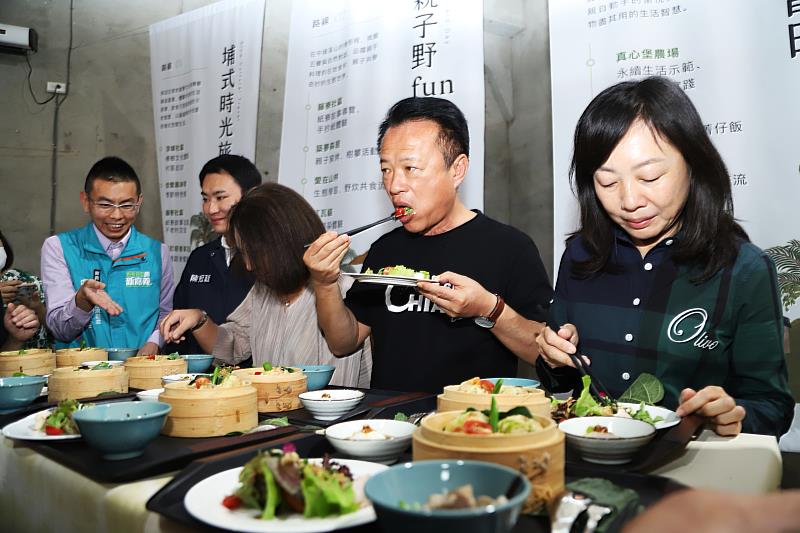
2 408 81 441
79 360 124 368
342 272 439 287
617 402 680 430
184 458 387 533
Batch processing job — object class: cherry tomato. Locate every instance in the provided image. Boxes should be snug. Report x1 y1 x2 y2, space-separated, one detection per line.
463 419 493 434
146 354 156 360
479 380 495 394
222 495 242 510
45 425 65 436
194 377 211 389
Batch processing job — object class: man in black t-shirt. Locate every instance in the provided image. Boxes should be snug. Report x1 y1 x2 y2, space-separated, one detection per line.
304 97 552 392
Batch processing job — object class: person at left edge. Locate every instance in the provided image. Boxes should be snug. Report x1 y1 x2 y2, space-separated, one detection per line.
165 155 261 357
40 156 174 355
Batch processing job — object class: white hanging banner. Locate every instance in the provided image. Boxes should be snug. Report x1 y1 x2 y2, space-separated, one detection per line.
279 0 485 255
549 0 800 319
149 0 265 278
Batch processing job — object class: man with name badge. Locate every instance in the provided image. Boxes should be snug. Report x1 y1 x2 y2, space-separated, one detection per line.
41 157 174 354
304 97 553 393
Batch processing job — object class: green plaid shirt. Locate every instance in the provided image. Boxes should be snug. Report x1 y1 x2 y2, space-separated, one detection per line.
537 232 794 437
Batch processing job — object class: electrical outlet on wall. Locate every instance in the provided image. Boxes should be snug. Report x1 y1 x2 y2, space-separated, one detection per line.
46 82 67 94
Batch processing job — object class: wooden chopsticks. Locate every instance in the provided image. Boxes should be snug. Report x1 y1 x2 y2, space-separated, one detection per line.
536 305 611 401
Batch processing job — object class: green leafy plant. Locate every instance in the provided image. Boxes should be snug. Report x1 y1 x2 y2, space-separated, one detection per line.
618 373 664 405
765 239 800 311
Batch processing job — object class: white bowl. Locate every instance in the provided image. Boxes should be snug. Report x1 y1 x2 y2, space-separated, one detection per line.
79 360 124 368
298 389 365 421
325 419 416 464
136 388 164 402
161 373 207 385
558 416 656 465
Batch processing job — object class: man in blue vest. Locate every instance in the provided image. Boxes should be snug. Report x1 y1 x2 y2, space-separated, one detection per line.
41 157 174 354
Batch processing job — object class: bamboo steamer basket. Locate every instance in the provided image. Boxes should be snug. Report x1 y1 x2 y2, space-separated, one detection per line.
232 368 307 412
124 356 188 389
412 410 564 514
159 382 259 437
47 366 129 401
437 385 551 418
56 348 108 368
0 349 56 377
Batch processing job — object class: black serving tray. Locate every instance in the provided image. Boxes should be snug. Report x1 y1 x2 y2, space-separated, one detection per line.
147 434 686 533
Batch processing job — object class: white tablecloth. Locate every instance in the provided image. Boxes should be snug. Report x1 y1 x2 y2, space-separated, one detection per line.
0 429 782 533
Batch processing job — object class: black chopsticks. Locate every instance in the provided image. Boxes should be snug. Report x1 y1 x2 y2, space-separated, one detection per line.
536 304 611 401
304 212 398 249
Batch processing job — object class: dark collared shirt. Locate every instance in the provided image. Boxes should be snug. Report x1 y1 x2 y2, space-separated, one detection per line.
537 231 794 437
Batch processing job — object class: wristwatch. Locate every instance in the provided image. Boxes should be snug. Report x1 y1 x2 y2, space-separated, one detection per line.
474 294 505 329
191 310 209 332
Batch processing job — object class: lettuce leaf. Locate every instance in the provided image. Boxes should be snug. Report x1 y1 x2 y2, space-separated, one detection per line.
574 375 607 417
301 464 358 518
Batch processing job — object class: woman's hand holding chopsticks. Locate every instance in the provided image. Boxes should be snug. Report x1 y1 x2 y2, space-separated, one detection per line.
535 323 588 369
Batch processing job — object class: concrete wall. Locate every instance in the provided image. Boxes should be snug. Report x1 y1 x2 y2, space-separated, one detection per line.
0 0 554 281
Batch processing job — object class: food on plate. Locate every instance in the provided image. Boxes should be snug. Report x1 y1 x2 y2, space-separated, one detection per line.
321 393 332 400
550 375 665 425
140 354 181 361
347 424 392 441
221 445 360 519
87 362 114 370
443 398 544 435
400 484 508 510
363 265 431 279
457 377 536 396
35 399 89 436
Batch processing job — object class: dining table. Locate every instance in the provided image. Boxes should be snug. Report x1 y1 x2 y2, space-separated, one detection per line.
0 386 789 533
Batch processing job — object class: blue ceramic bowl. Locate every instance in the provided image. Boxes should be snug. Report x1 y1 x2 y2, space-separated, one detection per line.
365 460 530 533
106 348 138 361
0 375 47 413
72 401 171 460
299 364 336 390
486 377 540 388
182 354 214 373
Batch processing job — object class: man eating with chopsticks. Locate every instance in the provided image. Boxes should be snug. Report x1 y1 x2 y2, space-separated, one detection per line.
304 97 552 393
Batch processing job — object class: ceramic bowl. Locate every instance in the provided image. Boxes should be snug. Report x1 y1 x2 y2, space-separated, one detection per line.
325 419 416 463
181 354 214 373
0 375 47 413
106 348 138 362
298 364 336 390
486 377 540 388
161 373 208 385
364 459 530 533
298 389 364 421
72 401 171 460
79 360 124 369
136 388 164 402
558 416 656 465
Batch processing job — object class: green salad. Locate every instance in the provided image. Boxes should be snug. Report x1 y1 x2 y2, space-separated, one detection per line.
550 374 665 425
221 446 360 519
363 265 431 279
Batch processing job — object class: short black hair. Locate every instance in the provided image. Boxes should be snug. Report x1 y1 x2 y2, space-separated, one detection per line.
570 76 747 282
198 155 262 193
377 97 469 168
84 156 141 196
0 228 14 271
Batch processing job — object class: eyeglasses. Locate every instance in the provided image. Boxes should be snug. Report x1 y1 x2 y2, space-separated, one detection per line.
89 199 141 213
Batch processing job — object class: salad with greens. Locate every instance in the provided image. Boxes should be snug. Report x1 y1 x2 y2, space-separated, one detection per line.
35 399 90 436
363 265 431 279
221 445 360 519
550 374 665 426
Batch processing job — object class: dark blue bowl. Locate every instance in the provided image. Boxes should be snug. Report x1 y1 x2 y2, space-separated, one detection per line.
0 375 47 413
72 401 171 460
106 348 138 361
365 459 530 533
299 364 336 390
182 354 214 373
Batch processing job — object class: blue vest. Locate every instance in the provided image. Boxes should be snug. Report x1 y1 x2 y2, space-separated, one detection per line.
57 223 162 349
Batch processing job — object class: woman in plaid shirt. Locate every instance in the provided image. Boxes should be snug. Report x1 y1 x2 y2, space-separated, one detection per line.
536 77 793 438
